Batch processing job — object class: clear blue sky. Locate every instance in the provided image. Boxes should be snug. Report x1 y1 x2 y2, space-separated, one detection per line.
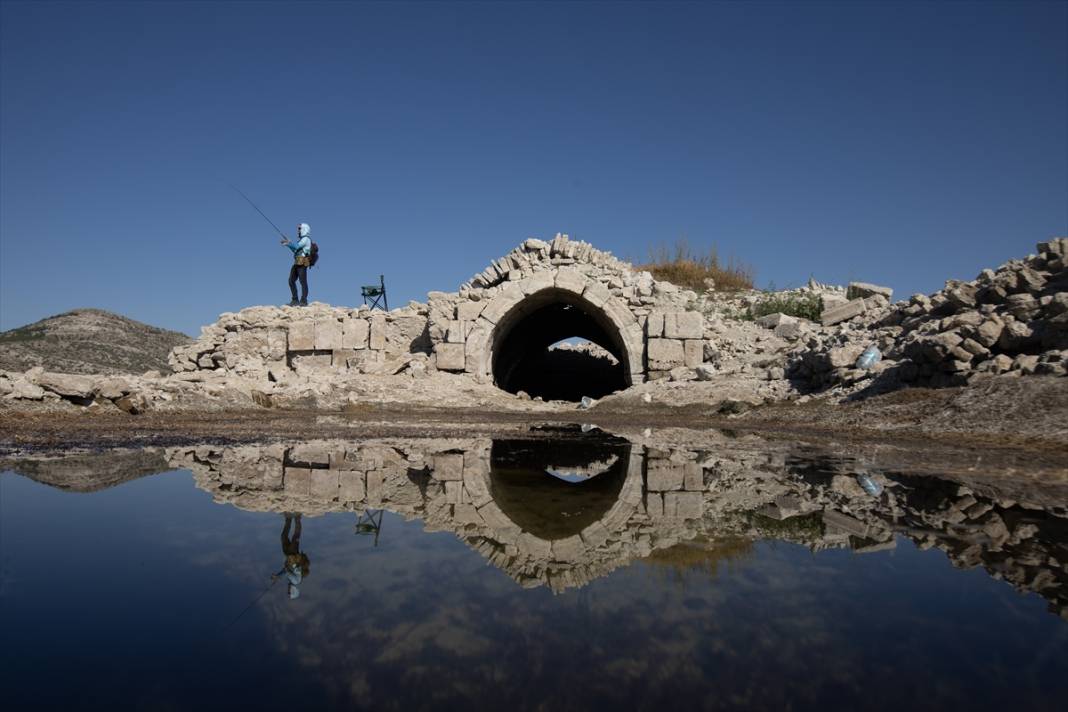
2 1 1065 336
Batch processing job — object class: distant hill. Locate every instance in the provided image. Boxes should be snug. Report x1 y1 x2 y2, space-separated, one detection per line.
0 308 192 375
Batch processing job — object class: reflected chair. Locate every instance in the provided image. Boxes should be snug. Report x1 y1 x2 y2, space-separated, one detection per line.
355 510 384 546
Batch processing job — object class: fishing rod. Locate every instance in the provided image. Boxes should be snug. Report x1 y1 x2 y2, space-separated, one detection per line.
230 184 288 240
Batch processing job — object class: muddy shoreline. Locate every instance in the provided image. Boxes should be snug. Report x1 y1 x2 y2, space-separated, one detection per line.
3 378 1066 478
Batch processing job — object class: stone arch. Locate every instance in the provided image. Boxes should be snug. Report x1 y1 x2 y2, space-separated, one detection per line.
463 269 645 389
470 442 645 566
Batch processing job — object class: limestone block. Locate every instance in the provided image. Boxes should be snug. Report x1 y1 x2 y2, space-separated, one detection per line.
445 320 465 344
645 492 664 518
452 503 484 526
551 535 585 562
519 271 554 296
444 480 463 504
435 343 466 371
287 322 315 351
37 373 96 399
847 282 894 301
580 521 611 547
464 318 493 374
342 318 369 349
821 298 869 326
366 470 385 505
582 280 612 308
647 461 685 491
684 462 703 490
348 350 383 373
646 311 665 337
683 340 704 368
462 466 492 507
314 320 342 350
555 268 588 295
432 453 465 480
601 296 639 329
476 500 515 531
290 444 330 465
96 377 133 400
516 532 553 558
310 469 339 500
283 467 312 496
456 300 485 321
664 312 703 339
369 315 386 350
267 329 288 360
480 284 524 324
647 338 685 370
664 492 703 519
291 352 332 376
338 471 366 502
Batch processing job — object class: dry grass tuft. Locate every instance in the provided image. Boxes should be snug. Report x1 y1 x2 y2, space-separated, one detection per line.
635 239 754 292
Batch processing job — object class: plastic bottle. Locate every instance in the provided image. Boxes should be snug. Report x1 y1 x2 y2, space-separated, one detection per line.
855 344 882 370
856 473 883 497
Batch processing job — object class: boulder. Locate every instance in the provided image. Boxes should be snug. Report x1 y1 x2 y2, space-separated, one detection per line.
10 380 45 400
36 372 97 399
847 282 894 301
694 364 717 381
821 298 868 326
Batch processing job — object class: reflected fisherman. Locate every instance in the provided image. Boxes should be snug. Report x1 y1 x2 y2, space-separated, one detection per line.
272 513 310 599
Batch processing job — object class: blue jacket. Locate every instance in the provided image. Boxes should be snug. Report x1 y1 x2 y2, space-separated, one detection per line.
286 236 311 257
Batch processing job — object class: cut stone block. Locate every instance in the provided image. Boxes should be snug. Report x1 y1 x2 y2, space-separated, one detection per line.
314 320 342 350
342 318 369 349
664 312 703 339
435 342 466 371
847 282 894 301
647 461 685 491
287 322 314 351
646 311 665 337
369 315 386 350
432 453 464 480
821 298 869 326
338 471 366 502
684 339 704 367
456 301 485 321
647 338 685 370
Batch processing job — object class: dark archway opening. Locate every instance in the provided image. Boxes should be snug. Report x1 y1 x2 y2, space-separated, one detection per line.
489 433 631 540
492 290 629 402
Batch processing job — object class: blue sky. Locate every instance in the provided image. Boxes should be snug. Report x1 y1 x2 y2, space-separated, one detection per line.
1 0 1065 336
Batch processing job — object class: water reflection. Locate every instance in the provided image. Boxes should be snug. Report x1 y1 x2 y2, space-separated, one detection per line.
4 429 1066 619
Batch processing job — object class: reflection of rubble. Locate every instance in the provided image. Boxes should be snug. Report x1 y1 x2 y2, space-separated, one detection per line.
0 448 169 492
5 433 1065 616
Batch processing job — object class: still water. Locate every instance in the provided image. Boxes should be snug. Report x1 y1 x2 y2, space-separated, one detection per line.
1 428 1066 711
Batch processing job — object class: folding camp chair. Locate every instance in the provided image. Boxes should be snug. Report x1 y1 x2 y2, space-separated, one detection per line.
361 274 388 310
354 510 384 546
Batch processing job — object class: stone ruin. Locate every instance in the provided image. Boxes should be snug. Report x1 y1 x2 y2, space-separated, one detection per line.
167 234 711 399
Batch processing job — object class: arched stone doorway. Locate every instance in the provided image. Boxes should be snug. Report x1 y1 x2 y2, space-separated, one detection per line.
462 270 646 399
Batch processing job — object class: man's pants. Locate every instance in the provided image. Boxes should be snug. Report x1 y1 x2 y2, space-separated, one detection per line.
288 264 308 302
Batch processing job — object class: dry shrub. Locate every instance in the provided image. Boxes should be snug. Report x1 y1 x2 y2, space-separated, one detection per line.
635 239 754 292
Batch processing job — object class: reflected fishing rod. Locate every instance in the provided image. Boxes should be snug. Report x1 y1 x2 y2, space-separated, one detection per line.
230 184 289 240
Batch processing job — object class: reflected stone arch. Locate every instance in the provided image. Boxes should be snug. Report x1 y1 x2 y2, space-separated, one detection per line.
464 269 645 389
471 442 645 564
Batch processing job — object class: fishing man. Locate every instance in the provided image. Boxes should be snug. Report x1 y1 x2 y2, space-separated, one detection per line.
281 223 312 306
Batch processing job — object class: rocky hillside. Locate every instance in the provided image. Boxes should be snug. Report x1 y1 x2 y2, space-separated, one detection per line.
0 309 192 375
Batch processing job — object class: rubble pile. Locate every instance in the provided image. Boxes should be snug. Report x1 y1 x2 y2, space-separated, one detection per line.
783 238 1068 394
